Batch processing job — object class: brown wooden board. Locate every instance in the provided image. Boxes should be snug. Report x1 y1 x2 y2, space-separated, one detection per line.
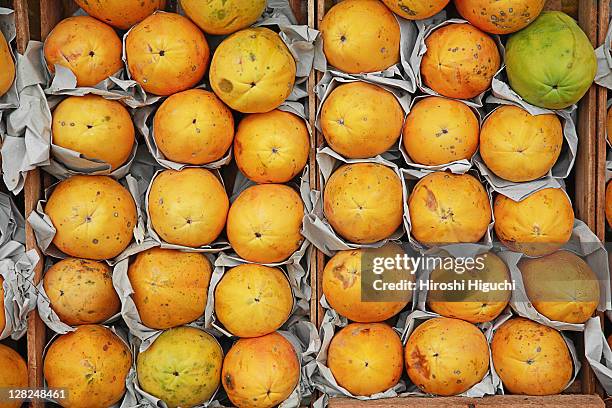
313 0 605 405
27 1 316 407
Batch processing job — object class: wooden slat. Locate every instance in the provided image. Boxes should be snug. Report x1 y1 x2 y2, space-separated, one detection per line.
328 395 605 408
576 0 600 396
597 0 610 241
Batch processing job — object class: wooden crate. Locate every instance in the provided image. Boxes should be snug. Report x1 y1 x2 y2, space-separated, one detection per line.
313 0 605 406
24 1 317 407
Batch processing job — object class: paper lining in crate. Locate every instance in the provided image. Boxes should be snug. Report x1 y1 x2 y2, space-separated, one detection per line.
0 191 39 341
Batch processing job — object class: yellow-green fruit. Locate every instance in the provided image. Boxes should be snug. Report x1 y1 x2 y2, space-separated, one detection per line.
222 332 299 408
0 344 28 408
0 31 15 97
129 247 211 329
44 258 120 326
215 264 293 337
210 28 296 113
45 175 137 260
52 95 135 170
44 325 132 408
180 0 266 35
519 251 599 324
137 327 223 408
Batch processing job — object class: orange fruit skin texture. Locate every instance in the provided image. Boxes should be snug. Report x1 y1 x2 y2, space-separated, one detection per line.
492 317 573 395
381 0 449 20
227 184 304 263
455 0 546 34
128 247 211 329
74 0 166 30
44 258 120 326
126 12 209 96
403 96 479 166
52 95 135 170
44 16 122 87
408 172 491 245
234 110 310 183
328 323 403 396
324 163 403 244
0 31 15 97
214 264 293 338
421 23 500 99
148 168 229 248
46 175 137 260
607 106 612 146
44 325 132 408
210 27 296 114
180 0 266 35
519 251 599 324
480 105 563 182
222 332 299 408
405 317 489 396
607 181 612 229
427 251 510 323
493 187 574 257
322 245 411 323
0 344 28 408
320 0 400 74
137 327 223 408
153 89 234 165
0 276 4 335
321 82 403 159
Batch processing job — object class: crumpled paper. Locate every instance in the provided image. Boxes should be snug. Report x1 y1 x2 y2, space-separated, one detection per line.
584 316 612 395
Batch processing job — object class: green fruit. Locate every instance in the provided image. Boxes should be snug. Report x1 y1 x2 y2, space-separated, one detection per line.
505 11 596 110
137 327 223 408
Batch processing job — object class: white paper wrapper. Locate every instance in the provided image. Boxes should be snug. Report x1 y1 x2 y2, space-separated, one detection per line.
1 42 51 193
584 316 612 394
41 325 138 408
0 191 39 340
595 20 612 89
471 80 579 201
398 95 482 174
410 12 504 107
314 12 417 93
302 148 409 256
503 219 612 331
